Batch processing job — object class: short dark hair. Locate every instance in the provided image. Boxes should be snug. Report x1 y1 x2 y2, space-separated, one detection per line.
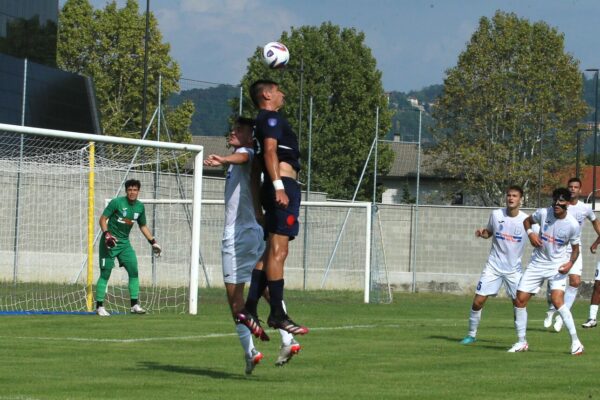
567 177 582 186
235 116 255 129
506 185 523 197
552 187 571 202
125 179 141 190
249 79 279 107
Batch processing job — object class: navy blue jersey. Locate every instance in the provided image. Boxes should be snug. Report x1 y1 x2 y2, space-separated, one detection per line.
254 109 300 174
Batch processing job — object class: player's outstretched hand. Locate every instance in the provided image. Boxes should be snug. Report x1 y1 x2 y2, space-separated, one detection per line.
149 239 162 257
104 231 117 248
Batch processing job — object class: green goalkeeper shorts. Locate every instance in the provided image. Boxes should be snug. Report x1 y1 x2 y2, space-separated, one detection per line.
99 240 138 273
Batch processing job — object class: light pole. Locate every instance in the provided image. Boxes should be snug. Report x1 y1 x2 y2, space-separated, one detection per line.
576 128 590 179
586 69 599 209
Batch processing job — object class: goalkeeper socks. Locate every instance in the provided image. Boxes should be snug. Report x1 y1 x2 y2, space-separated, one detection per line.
96 301 103 308
131 299 139 307
267 279 285 319
245 269 267 316
129 277 140 300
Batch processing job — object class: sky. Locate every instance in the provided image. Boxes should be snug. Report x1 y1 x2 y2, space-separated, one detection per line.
69 0 600 92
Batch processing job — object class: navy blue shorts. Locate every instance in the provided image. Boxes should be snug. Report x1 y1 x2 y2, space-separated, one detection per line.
262 177 301 239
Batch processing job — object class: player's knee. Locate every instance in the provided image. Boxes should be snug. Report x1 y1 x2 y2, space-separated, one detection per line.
570 276 581 287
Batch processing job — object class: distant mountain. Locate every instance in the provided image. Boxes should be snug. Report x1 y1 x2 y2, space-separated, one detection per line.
386 85 442 143
168 84 238 136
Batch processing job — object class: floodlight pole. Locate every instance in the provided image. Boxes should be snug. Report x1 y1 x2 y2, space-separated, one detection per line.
587 69 599 209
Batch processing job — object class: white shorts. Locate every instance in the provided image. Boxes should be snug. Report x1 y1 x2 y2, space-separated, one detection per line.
595 262 600 281
567 251 583 276
221 225 265 284
475 264 522 299
518 263 568 294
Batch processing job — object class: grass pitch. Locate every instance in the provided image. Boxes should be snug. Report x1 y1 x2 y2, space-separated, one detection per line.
0 289 598 399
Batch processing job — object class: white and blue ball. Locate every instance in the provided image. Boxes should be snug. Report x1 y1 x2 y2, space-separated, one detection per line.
262 41 289 68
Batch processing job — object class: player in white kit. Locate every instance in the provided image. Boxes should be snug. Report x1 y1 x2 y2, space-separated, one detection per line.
582 222 600 328
544 177 600 331
460 186 528 345
509 188 584 355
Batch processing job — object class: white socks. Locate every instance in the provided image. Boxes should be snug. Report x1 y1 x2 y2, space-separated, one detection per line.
235 323 255 357
557 305 579 342
564 286 578 310
280 300 294 345
468 309 482 337
514 307 527 342
590 304 599 321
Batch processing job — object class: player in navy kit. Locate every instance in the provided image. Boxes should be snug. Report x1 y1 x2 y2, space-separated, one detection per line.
237 79 309 337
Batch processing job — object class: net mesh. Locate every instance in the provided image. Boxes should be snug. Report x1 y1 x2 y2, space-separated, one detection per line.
0 129 196 313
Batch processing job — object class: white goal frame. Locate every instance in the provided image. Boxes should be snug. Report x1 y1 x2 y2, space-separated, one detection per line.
0 123 204 315
142 198 373 303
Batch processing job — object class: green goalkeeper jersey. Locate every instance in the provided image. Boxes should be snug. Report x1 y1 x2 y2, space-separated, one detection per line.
102 196 147 242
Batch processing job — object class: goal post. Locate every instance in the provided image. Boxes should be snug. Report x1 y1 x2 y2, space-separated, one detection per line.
0 122 203 315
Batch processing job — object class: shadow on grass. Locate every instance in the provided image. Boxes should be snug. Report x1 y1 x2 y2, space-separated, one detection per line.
427 335 509 350
138 361 260 380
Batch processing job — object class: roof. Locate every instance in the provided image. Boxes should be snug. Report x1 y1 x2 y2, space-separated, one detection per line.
187 135 229 173
188 136 446 179
383 141 441 178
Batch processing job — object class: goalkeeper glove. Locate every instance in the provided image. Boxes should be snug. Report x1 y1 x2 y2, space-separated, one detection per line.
149 238 162 257
103 231 117 248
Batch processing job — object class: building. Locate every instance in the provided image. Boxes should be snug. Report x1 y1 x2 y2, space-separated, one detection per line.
0 0 101 134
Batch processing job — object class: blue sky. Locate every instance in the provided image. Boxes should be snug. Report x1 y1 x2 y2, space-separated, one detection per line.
74 0 600 92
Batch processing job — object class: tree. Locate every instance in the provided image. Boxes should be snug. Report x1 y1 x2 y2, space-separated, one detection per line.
430 11 587 206
237 22 393 201
57 0 192 144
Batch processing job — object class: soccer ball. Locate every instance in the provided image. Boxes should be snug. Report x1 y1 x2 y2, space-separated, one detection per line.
262 41 289 68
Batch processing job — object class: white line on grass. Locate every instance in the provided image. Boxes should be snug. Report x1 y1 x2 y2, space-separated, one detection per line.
4 324 401 344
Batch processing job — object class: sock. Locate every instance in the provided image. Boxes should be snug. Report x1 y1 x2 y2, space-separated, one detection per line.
96 301 103 308
279 300 294 345
235 323 255 357
267 279 285 319
467 308 482 338
557 305 579 342
95 268 112 303
590 304 599 320
514 307 527 343
245 269 267 316
564 285 578 310
128 276 140 300
131 298 138 307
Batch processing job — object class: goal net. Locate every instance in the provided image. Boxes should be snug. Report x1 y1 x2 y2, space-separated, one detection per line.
0 123 203 315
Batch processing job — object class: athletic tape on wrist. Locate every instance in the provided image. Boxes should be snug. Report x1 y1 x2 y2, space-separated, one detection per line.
273 179 284 191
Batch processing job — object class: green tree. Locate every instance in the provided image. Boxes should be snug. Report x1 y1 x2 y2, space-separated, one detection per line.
237 22 392 201
430 11 587 206
57 0 192 144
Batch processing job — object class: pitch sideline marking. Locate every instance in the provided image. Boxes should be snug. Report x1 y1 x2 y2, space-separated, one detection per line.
4 324 401 344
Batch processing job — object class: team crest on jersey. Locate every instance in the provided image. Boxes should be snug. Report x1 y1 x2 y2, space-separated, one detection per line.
122 209 127 217
498 223 504 231
268 118 278 127
133 213 139 220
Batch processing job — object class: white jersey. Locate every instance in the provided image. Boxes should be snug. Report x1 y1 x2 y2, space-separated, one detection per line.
485 208 528 273
568 200 596 241
529 207 581 267
223 147 257 231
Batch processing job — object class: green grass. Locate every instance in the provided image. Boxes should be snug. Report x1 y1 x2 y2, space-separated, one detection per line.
0 289 598 399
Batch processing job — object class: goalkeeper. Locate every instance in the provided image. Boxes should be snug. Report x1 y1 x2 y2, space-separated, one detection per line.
95 179 162 316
